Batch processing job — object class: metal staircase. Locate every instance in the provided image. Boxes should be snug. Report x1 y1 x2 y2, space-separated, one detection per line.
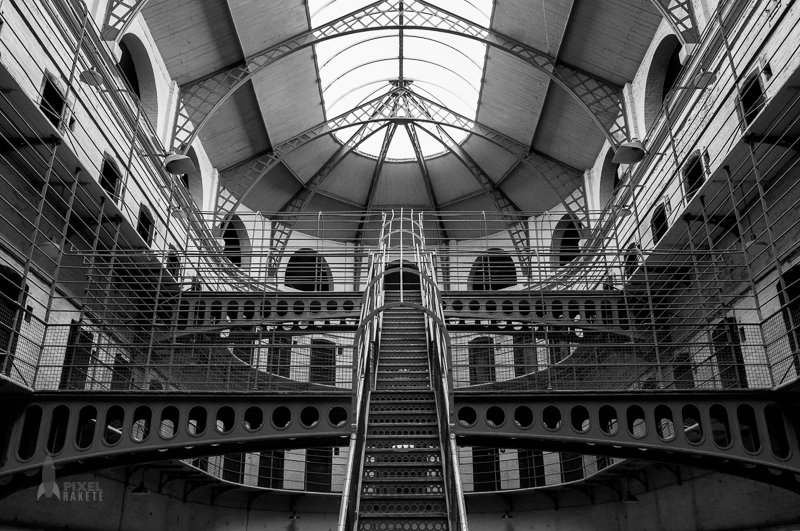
358 290 449 530
339 211 467 530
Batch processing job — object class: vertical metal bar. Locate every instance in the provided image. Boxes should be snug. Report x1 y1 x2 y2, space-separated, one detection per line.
3 140 59 378
118 100 141 207
629 183 664 386
142 181 175 389
745 139 800 380
683 217 715 387
34 166 81 385
723 165 773 387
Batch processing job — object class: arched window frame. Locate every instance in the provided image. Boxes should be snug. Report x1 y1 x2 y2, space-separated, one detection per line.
468 249 517 290
644 35 683 132
99 155 122 202
552 215 582 267
136 204 155 246
650 200 670 244
285 249 333 291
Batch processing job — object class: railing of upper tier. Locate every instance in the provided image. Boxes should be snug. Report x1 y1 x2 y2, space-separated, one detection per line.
409 213 469 531
0 206 794 393
338 214 388 531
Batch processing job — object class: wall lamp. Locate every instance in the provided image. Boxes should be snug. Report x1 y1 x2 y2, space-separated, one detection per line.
613 139 647 164
676 68 717 90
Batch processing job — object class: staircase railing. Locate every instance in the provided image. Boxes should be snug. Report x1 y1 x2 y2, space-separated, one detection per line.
337 214 389 531
412 213 469 531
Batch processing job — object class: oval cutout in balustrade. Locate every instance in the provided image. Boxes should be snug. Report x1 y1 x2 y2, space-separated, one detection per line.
765 404 791 460
18 405 42 460
131 406 151 443
244 406 263 431
329 406 348 428
243 300 255 320
682 404 704 444
47 405 70 455
215 406 235 434
571 405 590 433
710 404 732 448
300 406 320 428
486 406 505 428
104 406 125 445
187 406 207 436
655 405 675 441
160 406 179 439
76 405 97 449
543 406 562 431
599 405 618 436
737 404 761 454
514 406 534 429
272 406 292 429
457 407 477 428
626 405 647 438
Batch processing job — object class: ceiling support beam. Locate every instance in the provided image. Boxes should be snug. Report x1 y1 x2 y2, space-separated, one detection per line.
404 123 450 242
407 92 532 276
648 0 700 46
213 86 585 233
352 122 398 245
170 0 627 154
213 91 397 222
100 0 149 41
265 91 395 277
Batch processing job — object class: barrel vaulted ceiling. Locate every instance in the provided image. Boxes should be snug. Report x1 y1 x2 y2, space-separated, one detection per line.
142 0 662 237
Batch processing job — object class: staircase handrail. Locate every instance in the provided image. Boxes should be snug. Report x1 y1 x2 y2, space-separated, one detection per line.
412 215 469 531
337 216 388 530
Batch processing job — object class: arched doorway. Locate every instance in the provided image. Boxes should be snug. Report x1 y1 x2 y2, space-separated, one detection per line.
383 262 420 291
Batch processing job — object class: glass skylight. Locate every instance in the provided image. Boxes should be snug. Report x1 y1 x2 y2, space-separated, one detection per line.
308 0 492 161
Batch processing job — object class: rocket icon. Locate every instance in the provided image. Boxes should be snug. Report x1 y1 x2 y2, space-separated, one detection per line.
36 455 60 500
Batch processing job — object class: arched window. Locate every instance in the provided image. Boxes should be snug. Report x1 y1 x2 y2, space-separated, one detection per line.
644 35 683 131
116 34 158 129
468 249 517 290
179 146 203 208
598 148 622 209
166 245 181 279
99 157 121 201
285 249 332 291
552 215 582 266
136 204 155 245
624 243 640 278
682 151 705 200
739 72 765 127
0 265 25 375
651 203 669 243
39 75 66 129
117 39 140 99
220 215 250 269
